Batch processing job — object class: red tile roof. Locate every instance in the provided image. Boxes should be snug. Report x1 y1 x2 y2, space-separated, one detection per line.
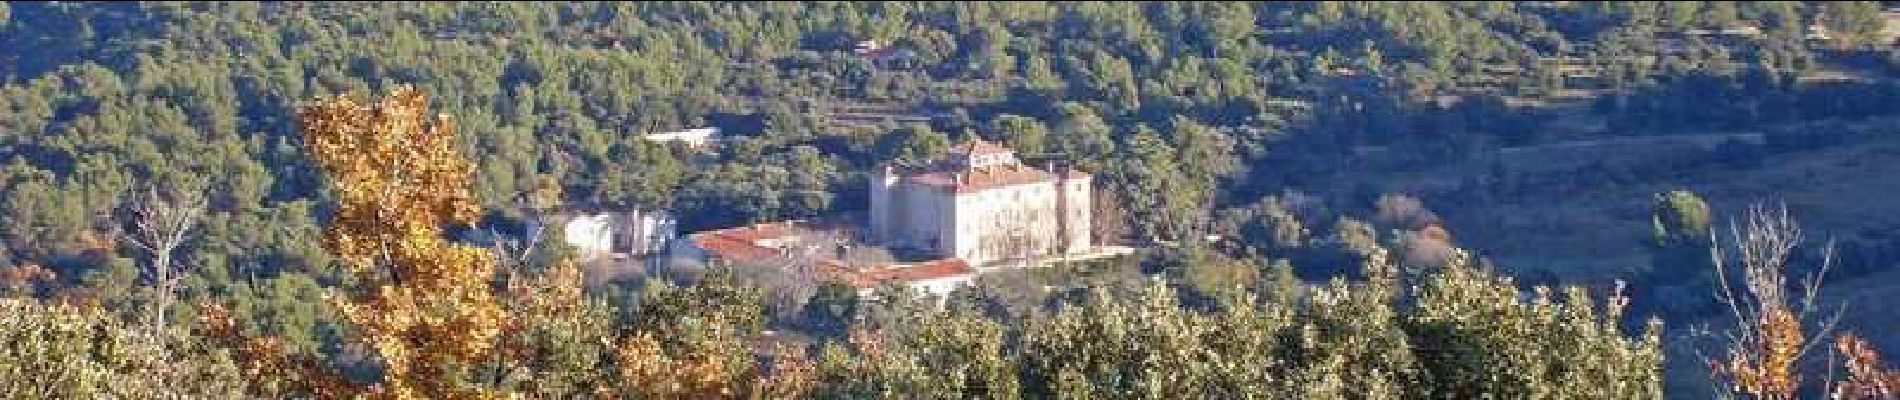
687 222 974 290
880 258 975 281
713 221 802 242
686 222 811 264
690 234 782 264
832 258 975 289
908 164 1055 193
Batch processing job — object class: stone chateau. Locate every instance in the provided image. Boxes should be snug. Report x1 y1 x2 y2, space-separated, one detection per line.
673 138 1094 297
870 138 1091 266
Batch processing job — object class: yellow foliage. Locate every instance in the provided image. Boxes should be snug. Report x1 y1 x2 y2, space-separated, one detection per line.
197 302 355 398
299 85 505 399
1834 333 1900 399
1720 309 1804 400
0 263 55 295
615 331 737 398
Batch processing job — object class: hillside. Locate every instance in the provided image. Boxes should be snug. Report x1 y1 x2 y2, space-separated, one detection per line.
1438 115 1900 283
4 1 1900 398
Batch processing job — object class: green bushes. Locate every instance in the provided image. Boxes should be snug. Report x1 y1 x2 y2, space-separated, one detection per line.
0 298 246 398
1 245 1666 398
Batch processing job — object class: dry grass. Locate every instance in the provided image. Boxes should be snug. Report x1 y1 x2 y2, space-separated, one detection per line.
1437 122 1900 278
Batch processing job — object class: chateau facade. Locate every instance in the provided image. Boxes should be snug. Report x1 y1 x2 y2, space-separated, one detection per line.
869 139 1090 266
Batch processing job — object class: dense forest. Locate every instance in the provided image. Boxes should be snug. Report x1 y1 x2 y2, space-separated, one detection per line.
4 1 1900 398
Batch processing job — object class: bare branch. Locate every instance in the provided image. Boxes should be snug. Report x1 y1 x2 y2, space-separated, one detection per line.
1707 201 1852 398
116 182 209 331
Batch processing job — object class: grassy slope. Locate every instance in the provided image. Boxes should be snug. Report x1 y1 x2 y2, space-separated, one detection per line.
1404 119 1900 398
1423 119 1900 284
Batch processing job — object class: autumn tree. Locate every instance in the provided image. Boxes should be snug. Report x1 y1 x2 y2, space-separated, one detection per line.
294 86 809 399
1707 204 1839 399
1832 334 1900 399
298 85 507 399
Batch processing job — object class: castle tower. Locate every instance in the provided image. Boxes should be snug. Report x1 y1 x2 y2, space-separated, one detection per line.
1054 163 1092 254
869 163 899 243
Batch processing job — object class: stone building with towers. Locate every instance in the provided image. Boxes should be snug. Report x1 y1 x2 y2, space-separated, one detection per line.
869 138 1091 266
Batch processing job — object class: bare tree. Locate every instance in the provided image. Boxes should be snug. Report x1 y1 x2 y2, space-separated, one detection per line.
1374 193 1440 230
490 224 544 280
842 245 897 267
117 184 209 331
1092 189 1132 246
733 232 833 322
1707 203 1844 399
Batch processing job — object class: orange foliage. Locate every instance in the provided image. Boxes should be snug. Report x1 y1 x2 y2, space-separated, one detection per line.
76 229 116 253
495 257 586 363
1834 333 1900 399
755 342 817 399
0 263 55 294
288 85 783 399
1719 309 1804 400
615 331 737 398
197 302 355 398
299 85 505 399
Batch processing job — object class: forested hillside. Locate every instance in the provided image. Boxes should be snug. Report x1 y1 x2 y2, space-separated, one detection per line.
3 2 1900 398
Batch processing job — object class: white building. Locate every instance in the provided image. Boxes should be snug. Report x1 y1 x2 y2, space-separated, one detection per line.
620 209 679 255
642 127 722 148
870 138 1091 266
562 214 616 261
548 210 679 261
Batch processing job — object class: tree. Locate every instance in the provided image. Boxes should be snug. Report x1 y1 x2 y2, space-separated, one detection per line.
617 271 773 398
1408 250 1664 398
1049 102 1117 172
1115 125 1193 242
814 309 1020 399
1652 190 1714 284
1168 116 1239 209
1021 53 1064 94
879 124 951 163
488 255 620 397
1092 188 1133 247
1253 196 1310 250
1374 193 1439 230
1156 242 1257 308
802 281 863 340
0 298 248 397
1708 203 1840 399
988 114 1050 155
1818 2 1887 48
298 85 506 398
117 182 208 331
